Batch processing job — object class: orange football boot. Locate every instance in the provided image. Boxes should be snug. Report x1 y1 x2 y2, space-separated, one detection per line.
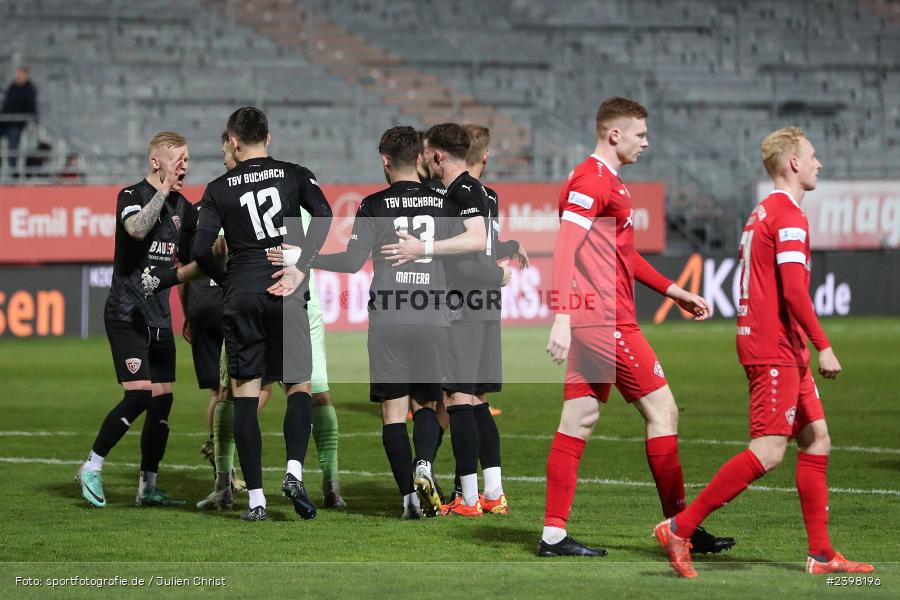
806 553 874 574
446 498 483 517
654 519 698 578
439 496 460 516
479 493 509 515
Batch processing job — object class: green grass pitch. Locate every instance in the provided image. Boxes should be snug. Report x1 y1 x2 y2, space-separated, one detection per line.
0 317 898 598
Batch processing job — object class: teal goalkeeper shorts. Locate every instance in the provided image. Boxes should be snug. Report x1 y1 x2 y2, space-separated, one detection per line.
219 269 329 393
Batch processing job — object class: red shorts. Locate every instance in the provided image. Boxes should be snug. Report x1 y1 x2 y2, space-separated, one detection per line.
564 324 668 403
745 364 824 438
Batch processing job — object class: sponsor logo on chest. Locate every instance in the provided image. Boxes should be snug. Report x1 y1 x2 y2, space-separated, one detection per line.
148 241 177 257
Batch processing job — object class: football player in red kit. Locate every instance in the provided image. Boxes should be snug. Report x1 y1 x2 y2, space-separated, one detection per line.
654 127 874 578
539 97 732 557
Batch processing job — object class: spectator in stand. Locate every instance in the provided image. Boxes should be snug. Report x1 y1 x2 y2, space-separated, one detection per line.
1 66 38 169
57 152 83 183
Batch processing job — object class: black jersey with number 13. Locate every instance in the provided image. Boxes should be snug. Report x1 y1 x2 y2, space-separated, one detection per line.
349 181 455 326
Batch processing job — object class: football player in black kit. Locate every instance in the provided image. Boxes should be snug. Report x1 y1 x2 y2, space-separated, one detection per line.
76 131 199 508
191 107 332 522
311 125 456 518
382 123 499 517
451 123 529 514
181 135 229 475
410 126 526 508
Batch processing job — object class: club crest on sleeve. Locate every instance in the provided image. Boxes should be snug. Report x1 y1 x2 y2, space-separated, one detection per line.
653 360 665 378
171 215 182 230
125 358 142 374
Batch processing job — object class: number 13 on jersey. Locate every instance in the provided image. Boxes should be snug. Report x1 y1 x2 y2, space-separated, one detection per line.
394 215 435 264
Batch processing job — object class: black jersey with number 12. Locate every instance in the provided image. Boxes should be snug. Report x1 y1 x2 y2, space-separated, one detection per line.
195 156 330 299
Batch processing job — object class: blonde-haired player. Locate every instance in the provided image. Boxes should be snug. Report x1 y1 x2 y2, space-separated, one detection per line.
655 127 874 577
76 131 193 508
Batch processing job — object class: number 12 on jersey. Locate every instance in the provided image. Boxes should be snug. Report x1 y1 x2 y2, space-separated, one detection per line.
240 186 287 240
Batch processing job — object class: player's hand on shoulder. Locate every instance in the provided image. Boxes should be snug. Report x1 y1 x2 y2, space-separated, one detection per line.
546 314 572 364
818 347 841 379
267 266 306 297
381 229 423 267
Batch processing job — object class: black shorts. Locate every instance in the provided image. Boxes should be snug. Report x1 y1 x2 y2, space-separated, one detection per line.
444 319 502 395
105 318 176 383
223 292 311 384
368 323 447 404
189 321 224 390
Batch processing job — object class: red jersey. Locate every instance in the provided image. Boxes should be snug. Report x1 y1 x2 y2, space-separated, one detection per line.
736 189 824 366
555 154 640 327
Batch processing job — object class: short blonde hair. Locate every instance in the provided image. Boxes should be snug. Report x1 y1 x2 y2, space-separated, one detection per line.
761 127 805 178
148 131 187 158
463 124 491 166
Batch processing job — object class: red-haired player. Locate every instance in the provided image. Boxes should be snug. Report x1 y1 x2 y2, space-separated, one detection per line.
539 98 732 557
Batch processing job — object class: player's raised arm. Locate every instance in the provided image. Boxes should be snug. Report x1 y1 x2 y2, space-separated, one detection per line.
124 152 185 240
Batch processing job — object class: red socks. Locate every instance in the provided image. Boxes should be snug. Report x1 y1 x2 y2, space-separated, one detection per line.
674 449 767 539
796 452 836 560
646 435 686 518
544 431 586 528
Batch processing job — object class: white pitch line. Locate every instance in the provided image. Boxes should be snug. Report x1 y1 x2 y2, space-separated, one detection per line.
0 431 79 436
3 430 898 456
3 456 898 497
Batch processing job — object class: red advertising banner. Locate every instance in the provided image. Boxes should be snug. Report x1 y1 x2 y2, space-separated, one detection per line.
755 181 900 250
0 181 665 263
